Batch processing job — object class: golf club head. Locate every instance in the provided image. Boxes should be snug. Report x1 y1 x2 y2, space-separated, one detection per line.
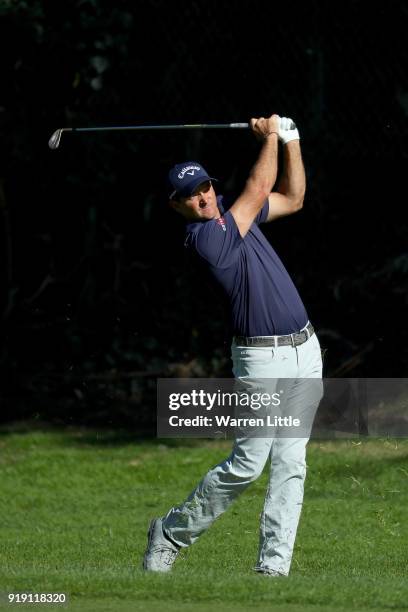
48 129 63 150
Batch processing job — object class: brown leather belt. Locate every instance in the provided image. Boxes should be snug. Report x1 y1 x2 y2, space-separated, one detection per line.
234 322 314 348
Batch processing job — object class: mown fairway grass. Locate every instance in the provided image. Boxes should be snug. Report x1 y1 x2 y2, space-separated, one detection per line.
0 425 407 611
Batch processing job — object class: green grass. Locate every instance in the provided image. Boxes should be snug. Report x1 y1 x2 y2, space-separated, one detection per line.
0 424 407 611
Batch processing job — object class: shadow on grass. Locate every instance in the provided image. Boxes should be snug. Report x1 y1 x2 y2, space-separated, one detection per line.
1 420 407 463
0 418 229 449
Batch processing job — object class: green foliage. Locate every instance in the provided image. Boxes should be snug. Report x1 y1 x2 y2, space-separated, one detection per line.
1 0 408 423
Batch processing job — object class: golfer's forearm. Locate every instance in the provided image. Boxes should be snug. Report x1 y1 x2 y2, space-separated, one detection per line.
245 133 279 199
276 141 306 205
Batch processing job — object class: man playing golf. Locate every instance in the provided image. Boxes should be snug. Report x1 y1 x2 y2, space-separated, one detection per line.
143 113 323 576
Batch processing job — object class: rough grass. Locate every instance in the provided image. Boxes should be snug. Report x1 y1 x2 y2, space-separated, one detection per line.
0 425 407 611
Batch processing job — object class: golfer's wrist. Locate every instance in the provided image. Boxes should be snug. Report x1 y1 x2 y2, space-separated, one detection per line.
265 131 279 139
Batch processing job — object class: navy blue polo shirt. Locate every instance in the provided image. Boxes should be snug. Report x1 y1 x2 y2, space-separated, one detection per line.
184 195 308 337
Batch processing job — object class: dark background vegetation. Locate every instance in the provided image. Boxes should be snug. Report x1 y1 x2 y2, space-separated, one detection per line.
0 0 407 427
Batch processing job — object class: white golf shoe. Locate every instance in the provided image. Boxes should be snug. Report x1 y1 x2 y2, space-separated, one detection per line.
142 517 180 572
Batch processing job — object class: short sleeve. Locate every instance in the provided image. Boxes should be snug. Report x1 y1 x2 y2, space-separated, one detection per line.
253 199 269 225
188 211 242 269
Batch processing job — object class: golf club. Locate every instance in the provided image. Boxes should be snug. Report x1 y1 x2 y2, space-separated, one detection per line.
48 121 296 150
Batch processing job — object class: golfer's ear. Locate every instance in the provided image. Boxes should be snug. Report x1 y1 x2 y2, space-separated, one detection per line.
169 199 180 213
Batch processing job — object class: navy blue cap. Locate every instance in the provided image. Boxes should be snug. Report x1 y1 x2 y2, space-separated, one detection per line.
168 161 217 199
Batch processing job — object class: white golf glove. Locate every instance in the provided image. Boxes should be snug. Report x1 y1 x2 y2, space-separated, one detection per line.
278 116 300 144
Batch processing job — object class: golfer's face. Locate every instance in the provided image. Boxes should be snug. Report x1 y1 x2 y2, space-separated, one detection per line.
179 181 219 220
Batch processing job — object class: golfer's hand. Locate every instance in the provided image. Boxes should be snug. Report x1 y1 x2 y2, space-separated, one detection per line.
250 114 280 141
278 116 300 144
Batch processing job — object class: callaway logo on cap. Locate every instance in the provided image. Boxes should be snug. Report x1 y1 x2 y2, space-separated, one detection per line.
177 164 201 179
168 161 217 198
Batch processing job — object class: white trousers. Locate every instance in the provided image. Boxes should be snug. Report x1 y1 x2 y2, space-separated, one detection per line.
162 324 323 575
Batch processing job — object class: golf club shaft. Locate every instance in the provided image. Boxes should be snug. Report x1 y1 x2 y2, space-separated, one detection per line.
48 123 250 149
48 120 296 150
75 123 249 131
